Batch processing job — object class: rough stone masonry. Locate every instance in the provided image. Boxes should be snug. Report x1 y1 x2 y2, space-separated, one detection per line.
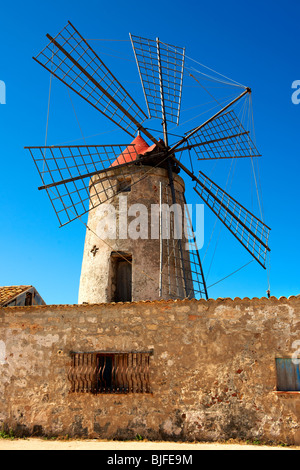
0 295 299 444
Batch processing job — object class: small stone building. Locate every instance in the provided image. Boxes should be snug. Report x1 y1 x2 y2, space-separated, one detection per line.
0 285 46 307
0 295 299 444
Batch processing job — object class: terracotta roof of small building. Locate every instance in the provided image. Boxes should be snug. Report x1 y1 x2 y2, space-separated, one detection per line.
0 285 32 307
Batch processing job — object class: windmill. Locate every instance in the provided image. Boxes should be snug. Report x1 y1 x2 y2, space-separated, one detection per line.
25 21 271 303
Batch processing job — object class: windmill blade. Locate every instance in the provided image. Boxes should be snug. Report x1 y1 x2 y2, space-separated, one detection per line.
181 192 208 300
165 160 192 298
161 183 208 300
173 109 261 161
168 88 250 155
130 34 185 126
26 144 152 227
172 157 271 269
33 21 160 146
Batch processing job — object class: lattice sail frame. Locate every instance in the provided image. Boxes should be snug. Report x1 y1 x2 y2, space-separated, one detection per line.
186 109 261 161
26 144 148 226
159 183 207 300
33 21 158 144
130 34 185 125
193 170 271 268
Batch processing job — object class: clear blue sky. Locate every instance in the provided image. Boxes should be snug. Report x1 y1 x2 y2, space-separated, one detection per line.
0 0 299 304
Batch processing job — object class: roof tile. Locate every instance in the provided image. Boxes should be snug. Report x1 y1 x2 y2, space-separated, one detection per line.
0 286 32 306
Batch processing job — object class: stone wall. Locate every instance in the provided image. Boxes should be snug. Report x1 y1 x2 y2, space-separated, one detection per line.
0 296 299 444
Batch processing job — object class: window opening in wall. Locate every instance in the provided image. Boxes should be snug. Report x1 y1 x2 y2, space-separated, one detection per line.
117 177 131 193
111 252 132 302
276 358 300 392
25 292 33 306
68 351 151 394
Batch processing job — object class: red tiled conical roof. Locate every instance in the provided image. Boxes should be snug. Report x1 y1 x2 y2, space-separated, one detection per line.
111 134 156 167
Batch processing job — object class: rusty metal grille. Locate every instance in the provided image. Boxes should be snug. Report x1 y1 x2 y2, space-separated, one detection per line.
187 109 261 160
68 352 151 394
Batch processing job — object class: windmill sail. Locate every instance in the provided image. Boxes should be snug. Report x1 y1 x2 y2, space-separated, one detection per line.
160 184 208 300
194 170 270 268
33 21 159 145
130 34 185 125
26 143 153 226
172 157 270 268
182 109 261 160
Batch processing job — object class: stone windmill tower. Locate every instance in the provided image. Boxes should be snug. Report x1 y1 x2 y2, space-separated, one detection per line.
78 134 197 304
26 22 271 305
